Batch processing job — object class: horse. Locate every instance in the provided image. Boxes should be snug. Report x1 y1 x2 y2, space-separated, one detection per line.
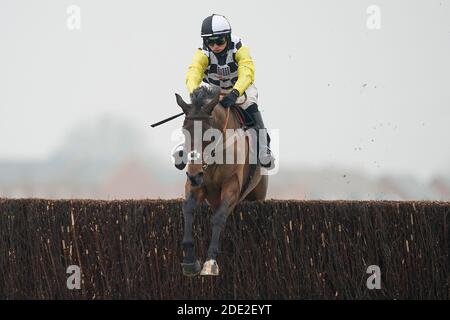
174 85 268 276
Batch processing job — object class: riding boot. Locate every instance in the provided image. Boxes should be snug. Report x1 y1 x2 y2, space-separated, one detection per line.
172 144 187 170
247 106 275 169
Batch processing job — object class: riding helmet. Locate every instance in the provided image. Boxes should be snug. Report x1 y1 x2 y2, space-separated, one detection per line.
201 14 232 37
201 14 232 50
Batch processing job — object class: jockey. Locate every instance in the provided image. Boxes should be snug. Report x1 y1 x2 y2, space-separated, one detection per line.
174 14 275 170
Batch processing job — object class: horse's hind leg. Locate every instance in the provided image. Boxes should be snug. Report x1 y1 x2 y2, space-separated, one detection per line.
201 176 240 276
181 192 201 276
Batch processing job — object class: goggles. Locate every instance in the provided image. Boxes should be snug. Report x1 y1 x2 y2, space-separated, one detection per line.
206 36 226 46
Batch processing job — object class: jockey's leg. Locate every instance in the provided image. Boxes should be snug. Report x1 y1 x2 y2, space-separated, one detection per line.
246 104 275 169
239 84 275 169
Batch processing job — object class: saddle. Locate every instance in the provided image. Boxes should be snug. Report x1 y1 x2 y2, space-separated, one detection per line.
231 105 255 129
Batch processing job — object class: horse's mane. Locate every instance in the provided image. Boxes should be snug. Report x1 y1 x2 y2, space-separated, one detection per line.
191 86 220 108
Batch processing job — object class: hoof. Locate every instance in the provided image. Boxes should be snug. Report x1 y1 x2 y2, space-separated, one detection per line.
200 259 219 276
181 260 201 277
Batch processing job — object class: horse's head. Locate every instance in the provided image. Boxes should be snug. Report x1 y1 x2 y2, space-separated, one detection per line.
175 86 221 182
176 86 220 119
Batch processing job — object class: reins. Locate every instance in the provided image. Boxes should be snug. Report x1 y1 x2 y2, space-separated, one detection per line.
223 108 230 132
219 91 247 132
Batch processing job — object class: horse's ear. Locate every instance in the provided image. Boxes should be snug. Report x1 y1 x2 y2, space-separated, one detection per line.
202 93 220 114
175 93 191 115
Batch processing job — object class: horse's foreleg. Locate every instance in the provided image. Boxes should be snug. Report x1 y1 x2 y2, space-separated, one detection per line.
181 192 201 276
201 176 240 276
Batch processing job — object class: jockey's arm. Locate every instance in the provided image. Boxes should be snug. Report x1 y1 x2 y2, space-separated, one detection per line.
233 46 255 96
185 50 208 94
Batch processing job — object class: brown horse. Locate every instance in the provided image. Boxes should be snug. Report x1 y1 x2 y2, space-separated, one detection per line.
175 85 268 276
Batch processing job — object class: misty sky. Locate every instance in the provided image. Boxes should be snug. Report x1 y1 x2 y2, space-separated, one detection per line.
1 0 449 181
